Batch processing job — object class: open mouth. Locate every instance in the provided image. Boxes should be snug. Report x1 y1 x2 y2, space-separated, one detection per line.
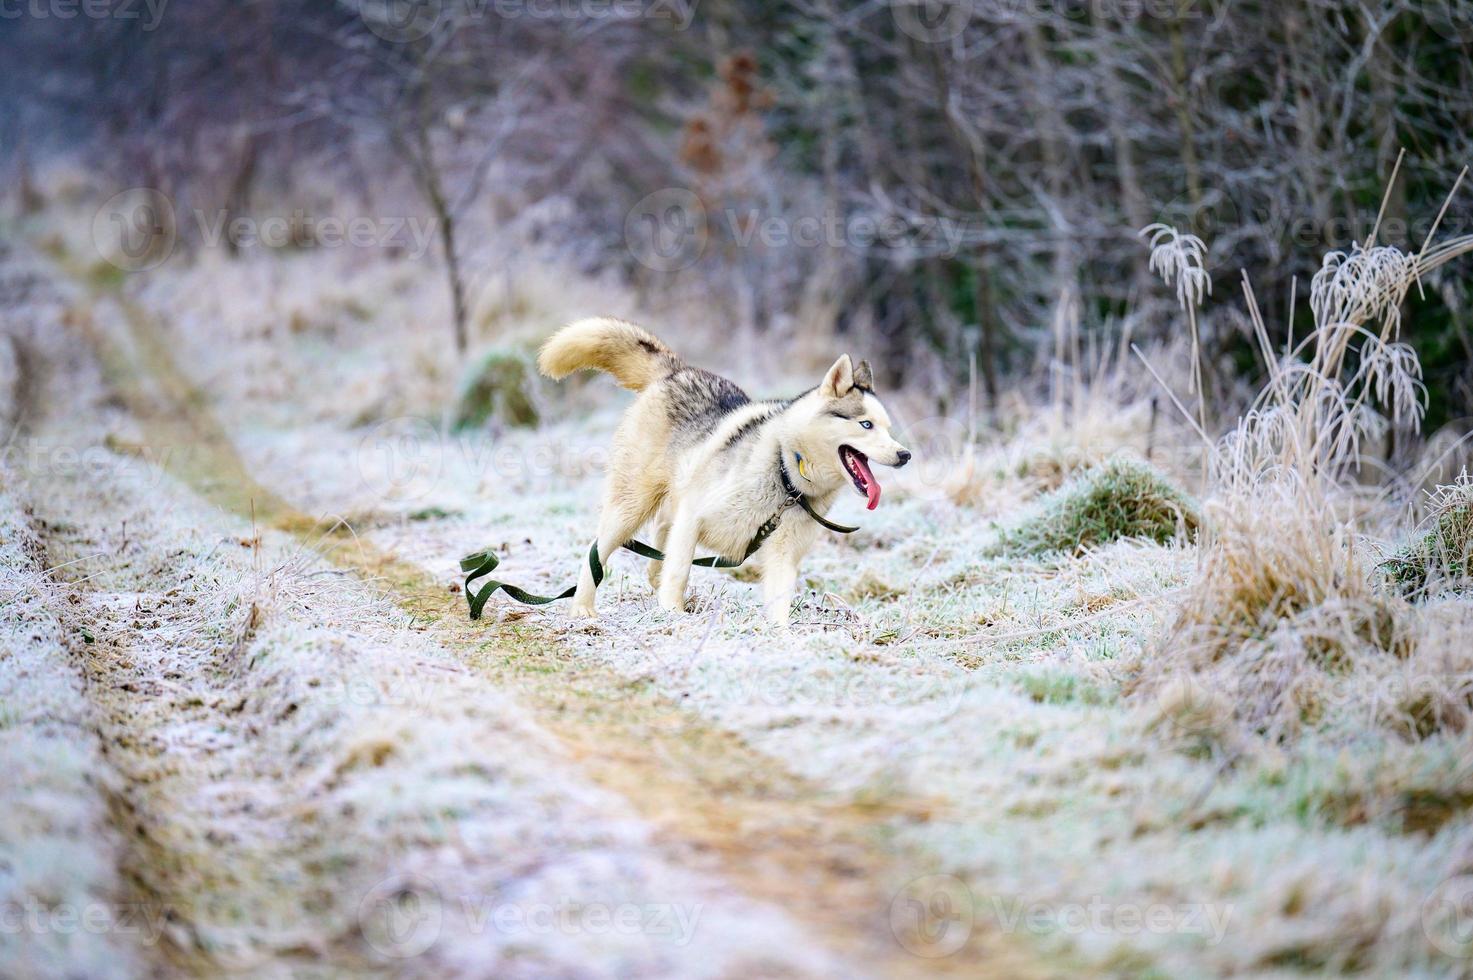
839 445 881 510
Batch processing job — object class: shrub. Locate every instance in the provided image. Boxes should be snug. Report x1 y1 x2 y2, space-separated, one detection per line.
1128 221 1473 742
1383 475 1473 599
453 347 542 429
992 457 1198 557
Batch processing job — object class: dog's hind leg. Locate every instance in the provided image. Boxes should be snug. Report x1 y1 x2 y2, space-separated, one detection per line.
569 495 653 619
645 520 670 591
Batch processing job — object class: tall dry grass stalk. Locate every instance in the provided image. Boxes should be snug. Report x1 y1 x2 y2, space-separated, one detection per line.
1142 223 1211 435
1137 169 1473 742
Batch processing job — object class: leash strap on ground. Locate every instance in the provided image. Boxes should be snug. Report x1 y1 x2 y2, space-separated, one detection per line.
459 498 855 619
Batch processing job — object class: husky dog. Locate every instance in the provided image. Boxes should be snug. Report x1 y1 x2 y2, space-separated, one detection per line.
537 317 911 625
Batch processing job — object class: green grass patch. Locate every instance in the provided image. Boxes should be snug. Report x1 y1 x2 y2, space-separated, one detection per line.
1383 477 1472 598
1016 668 1114 706
453 347 542 430
991 458 1199 557
408 505 460 521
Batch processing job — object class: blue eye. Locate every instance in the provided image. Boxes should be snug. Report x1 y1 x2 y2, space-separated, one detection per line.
859 420 874 429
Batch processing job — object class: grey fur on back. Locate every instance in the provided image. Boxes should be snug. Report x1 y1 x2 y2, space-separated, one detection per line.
662 367 753 444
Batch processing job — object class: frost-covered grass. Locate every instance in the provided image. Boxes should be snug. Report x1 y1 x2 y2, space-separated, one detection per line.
1 236 856 978
1385 474 1473 599
213 403 1461 978
116 232 1472 977
0 469 143 980
14 441 841 977
9 184 1473 976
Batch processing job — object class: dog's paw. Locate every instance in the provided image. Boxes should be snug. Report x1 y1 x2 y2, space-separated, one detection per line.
567 603 598 620
759 609 792 632
657 594 688 615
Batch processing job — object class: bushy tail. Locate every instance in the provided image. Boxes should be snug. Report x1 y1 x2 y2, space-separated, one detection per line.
536 317 679 392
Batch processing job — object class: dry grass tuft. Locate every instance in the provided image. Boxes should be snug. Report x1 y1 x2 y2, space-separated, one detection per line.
1388 601 1473 739
1172 491 1405 665
1144 484 1418 739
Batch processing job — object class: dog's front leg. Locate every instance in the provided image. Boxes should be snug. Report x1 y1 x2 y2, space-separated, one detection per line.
760 556 799 626
657 508 699 613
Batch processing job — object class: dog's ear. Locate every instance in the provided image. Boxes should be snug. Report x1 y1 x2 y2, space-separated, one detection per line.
821 354 854 398
853 359 874 391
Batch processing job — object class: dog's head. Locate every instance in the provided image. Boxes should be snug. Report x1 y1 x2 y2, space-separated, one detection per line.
789 355 910 510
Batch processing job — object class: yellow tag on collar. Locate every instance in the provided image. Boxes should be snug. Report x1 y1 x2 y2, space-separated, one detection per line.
797 454 811 481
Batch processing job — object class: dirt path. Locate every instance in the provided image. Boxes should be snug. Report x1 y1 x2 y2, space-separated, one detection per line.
26 252 1059 977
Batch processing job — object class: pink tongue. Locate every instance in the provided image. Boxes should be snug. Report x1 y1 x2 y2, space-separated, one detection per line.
852 452 881 510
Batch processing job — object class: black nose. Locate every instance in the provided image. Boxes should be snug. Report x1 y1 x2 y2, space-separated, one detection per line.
896 450 912 467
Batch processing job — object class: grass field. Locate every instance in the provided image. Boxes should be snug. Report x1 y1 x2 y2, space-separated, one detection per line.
3 192 1473 979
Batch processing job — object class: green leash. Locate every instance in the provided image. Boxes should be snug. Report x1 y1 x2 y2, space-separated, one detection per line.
459 486 856 620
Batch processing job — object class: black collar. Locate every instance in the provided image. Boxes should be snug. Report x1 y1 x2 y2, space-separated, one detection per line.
775 449 859 535
778 451 804 505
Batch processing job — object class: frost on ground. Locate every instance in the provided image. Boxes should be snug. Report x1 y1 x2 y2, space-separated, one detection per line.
0 243 854 978
13 443 845 978
5 202 1473 978
0 469 143 980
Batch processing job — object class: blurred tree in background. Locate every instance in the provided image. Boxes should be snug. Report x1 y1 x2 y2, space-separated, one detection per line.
4 0 1470 427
